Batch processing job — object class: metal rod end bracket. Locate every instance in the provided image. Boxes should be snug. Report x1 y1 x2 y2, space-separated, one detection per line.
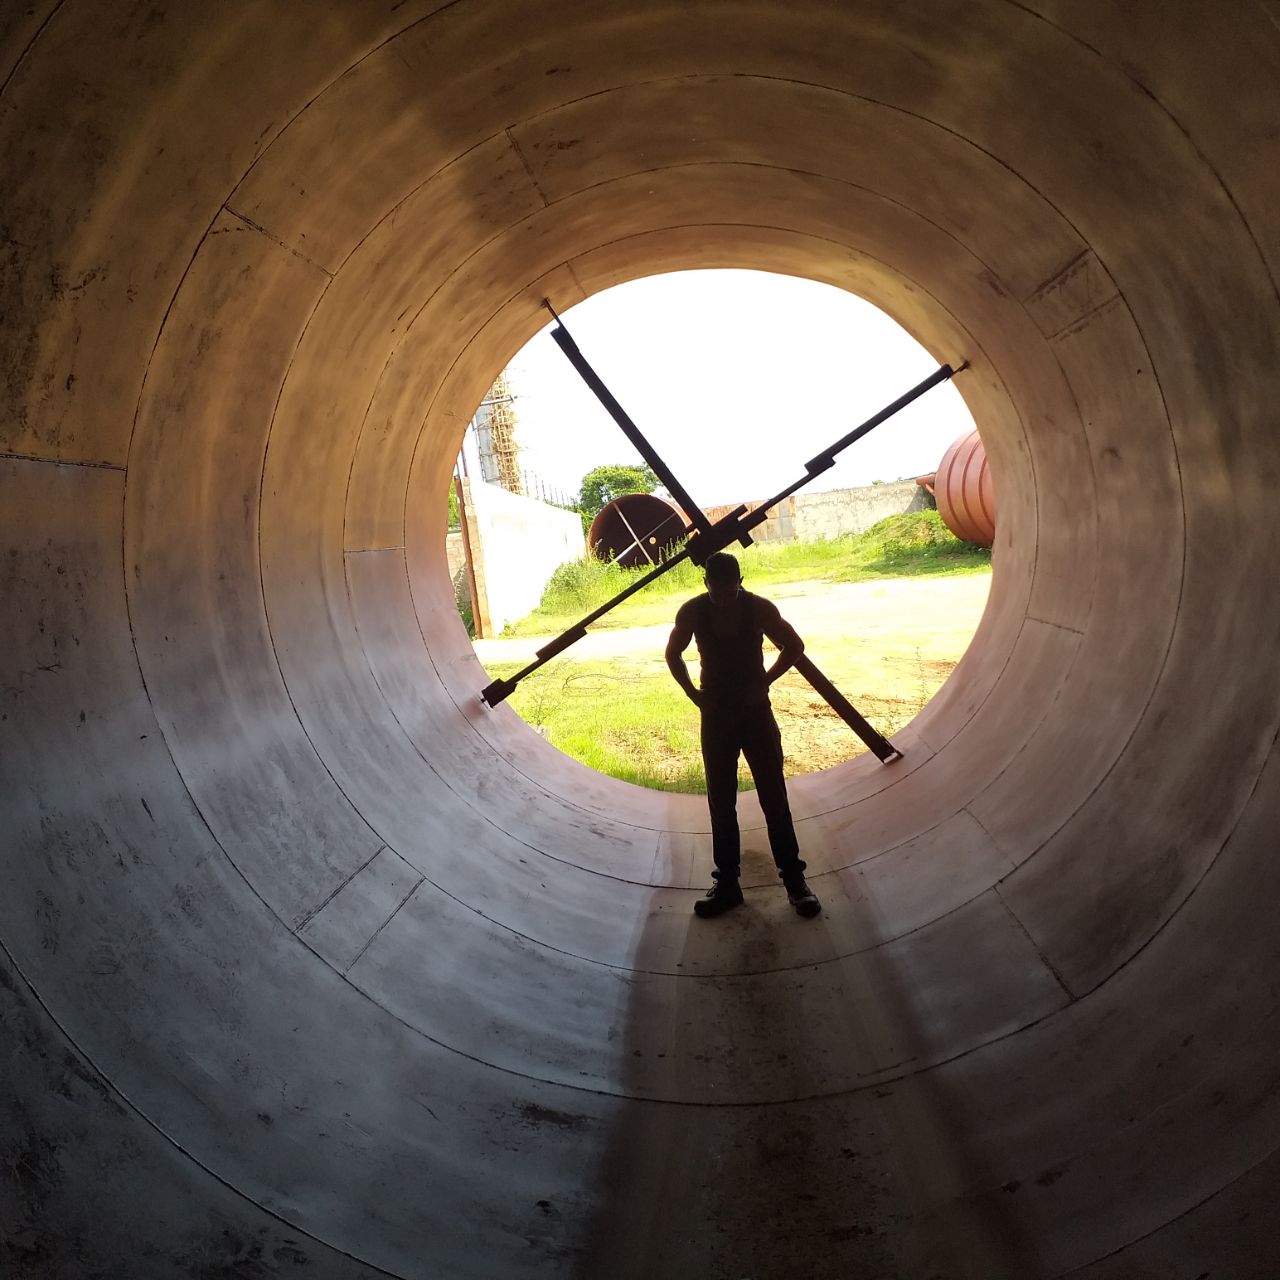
480 678 516 708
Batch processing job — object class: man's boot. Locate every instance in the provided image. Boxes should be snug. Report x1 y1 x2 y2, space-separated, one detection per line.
784 875 821 918
693 878 744 918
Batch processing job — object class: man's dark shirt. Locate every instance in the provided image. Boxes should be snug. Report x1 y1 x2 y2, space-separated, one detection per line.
675 589 788 709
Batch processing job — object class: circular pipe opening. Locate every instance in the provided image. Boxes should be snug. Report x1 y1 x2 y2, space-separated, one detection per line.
441 269 996 797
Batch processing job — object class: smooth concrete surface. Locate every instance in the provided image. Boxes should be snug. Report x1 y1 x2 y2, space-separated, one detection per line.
3 3 1279 1277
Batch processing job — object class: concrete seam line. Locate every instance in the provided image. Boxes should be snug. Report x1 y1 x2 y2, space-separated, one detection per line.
0 0 69 98
1025 613 1085 636
962 805 1017 869
223 204 334 278
1051 1138 1280 1276
226 0 470 206
0 450 125 471
993 883 1077 1002
343 874 427 975
1005 0 1280 307
0 937 411 1280
505 126 550 207
1063 715 1280 1004
328 947 1080 1107
294 843 389 934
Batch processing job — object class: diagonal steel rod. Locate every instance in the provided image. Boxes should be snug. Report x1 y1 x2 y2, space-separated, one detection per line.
793 653 901 763
803 361 965 478
571 334 917 758
480 502 754 706
481 314 966 737
544 299 715 540
534 307 961 761
480 534 696 708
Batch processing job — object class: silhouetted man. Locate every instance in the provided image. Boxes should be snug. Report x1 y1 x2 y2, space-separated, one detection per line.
665 552 821 919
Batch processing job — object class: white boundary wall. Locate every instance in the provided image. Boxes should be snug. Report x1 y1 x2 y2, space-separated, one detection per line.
461 478 585 636
793 480 930 540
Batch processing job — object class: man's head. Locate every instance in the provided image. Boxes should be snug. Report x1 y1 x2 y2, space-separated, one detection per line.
704 552 742 609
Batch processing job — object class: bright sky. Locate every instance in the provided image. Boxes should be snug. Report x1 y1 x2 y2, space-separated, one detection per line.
498 269 975 509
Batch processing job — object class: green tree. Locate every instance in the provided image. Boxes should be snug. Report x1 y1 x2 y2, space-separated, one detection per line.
577 463 660 518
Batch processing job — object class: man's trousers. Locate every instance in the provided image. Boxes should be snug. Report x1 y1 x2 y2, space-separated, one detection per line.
700 699 805 882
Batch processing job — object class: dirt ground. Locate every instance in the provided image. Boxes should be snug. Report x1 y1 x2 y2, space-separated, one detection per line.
473 573 993 775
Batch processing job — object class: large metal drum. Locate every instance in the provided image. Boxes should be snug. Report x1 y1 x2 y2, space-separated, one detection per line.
588 493 689 567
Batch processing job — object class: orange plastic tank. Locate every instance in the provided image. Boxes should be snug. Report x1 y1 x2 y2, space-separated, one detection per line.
588 493 689 568
935 430 996 547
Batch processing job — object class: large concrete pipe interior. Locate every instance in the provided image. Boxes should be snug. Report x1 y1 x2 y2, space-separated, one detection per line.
4 5 1279 1277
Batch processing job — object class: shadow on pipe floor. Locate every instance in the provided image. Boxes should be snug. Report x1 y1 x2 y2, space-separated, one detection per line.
573 846 1042 1280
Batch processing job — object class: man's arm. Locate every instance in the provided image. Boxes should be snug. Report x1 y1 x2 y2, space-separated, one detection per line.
758 598 805 685
665 605 701 706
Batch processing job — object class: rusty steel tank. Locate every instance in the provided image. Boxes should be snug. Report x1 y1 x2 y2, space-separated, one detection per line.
588 492 689 567
934 428 996 547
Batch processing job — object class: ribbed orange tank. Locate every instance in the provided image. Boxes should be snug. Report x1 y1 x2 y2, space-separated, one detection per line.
935 429 996 547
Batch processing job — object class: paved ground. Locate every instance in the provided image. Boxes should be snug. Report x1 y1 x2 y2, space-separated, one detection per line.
472 573 992 666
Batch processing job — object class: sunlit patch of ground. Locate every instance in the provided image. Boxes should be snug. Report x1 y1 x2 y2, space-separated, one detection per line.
475 572 991 792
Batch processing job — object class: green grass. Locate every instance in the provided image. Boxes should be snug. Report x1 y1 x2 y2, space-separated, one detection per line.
486 659 716 793
501 510 991 637
484 511 992 793
828 510 993 582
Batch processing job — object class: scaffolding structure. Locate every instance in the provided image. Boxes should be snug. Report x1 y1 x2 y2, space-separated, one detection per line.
472 372 523 495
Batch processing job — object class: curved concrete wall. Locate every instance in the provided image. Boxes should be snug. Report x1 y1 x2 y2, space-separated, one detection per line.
3 4 1278 1276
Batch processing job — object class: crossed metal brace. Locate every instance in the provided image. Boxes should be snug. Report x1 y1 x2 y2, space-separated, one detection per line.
479 297 969 765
